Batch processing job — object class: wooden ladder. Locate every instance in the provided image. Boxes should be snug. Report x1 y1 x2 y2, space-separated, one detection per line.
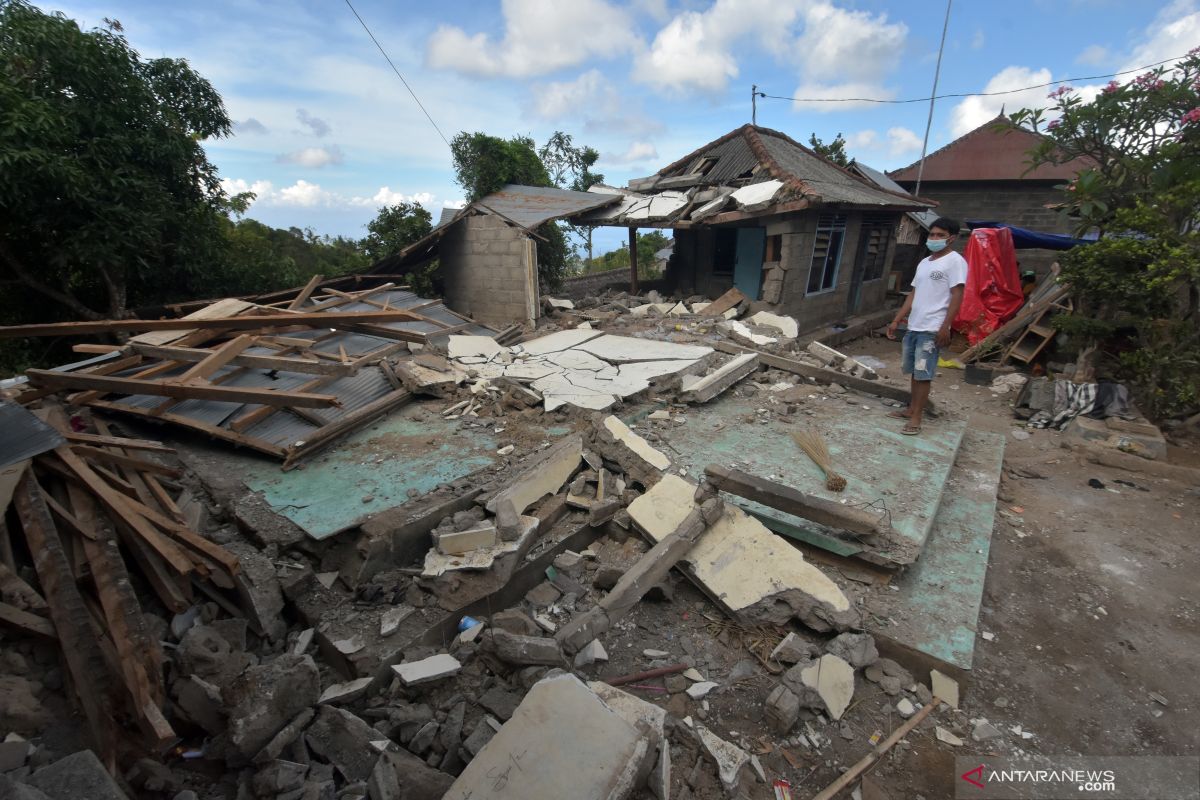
1001 298 1072 365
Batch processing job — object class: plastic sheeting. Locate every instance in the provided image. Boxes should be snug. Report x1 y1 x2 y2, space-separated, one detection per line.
966 220 1094 250
953 227 1025 346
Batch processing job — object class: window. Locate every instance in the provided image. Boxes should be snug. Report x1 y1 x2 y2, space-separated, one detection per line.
712 229 738 275
764 234 782 263
807 214 847 294
858 216 894 282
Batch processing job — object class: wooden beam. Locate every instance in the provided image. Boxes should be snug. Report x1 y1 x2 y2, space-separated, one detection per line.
130 342 355 377
13 473 120 769
700 287 748 317
85 400 289 460
283 388 412 469
71 343 125 354
228 374 339 433
0 601 57 640
704 465 888 537
286 274 324 310
27 369 341 409
65 432 176 454
628 226 640 295
0 309 421 338
175 334 256 383
71 446 182 478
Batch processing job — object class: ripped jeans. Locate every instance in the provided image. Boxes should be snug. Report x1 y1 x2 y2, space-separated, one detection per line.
901 330 939 381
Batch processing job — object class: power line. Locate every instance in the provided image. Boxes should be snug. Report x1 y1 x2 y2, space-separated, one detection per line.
759 53 1194 105
342 0 451 148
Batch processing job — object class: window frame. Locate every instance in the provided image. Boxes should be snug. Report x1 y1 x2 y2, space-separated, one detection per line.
806 214 848 296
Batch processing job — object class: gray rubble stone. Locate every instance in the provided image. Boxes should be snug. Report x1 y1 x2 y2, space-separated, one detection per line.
306 706 383 782
225 654 320 765
765 685 800 735
368 750 454 800
477 687 521 721
825 632 879 668
25 750 129 800
488 630 564 666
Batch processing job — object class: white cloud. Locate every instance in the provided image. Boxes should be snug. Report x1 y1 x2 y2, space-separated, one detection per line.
1076 44 1111 66
351 188 435 208
234 118 269 135
277 145 345 168
1119 0 1200 73
531 69 619 120
601 141 659 164
443 199 467 209
971 29 985 50
278 179 332 207
886 127 922 156
222 179 440 211
296 108 331 137
221 178 275 198
793 3 906 85
846 130 878 150
790 81 896 111
949 66 1053 136
426 0 637 78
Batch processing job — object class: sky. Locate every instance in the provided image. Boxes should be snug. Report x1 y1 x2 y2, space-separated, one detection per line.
46 0 1200 254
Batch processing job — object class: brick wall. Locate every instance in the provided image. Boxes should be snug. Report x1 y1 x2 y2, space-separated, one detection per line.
439 214 539 328
905 180 1071 276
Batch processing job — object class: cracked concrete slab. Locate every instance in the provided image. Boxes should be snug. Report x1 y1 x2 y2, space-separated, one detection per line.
575 335 713 364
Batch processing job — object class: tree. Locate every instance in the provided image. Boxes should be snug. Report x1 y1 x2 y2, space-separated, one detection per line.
1010 48 1200 417
539 131 605 266
0 2 233 320
808 132 850 167
361 201 433 262
584 231 671 279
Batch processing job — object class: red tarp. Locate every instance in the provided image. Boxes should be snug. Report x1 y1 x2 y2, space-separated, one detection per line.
952 227 1025 345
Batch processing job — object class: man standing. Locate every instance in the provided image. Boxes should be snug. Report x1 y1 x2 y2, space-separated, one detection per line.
885 218 967 435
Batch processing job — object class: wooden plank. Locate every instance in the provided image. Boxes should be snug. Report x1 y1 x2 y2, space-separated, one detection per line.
286 274 324 310
85 399 289 460
958 284 1070 363
50 446 195 575
27 369 341 409
129 298 256 347
1 309 423 338
175 334 256 383
700 287 748 317
40 489 98 541
144 475 187 525
64 432 175 453
71 446 182 478
18 354 146 403
712 340 935 414
283 388 413 469
130 343 355 377
628 226 640 295
67 358 186 406
0 601 57 639
704 465 888 537
13 473 119 768
228 374 340 433
72 343 124 354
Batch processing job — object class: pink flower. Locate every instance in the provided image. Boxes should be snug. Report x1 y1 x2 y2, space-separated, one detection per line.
1183 108 1200 124
1047 119 1062 131
1103 80 1120 94
1047 85 1074 99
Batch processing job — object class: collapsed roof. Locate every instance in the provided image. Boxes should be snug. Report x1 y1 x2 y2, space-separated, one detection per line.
575 124 935 229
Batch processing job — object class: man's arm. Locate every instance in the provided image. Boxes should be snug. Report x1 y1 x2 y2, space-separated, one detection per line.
937 284 965 348
886 291 915 340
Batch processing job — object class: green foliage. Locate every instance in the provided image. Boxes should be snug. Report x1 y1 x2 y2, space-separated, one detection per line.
582 231 671 279
0 1 233 319
1012 48 1200 418
449 132 551 202
808 132 850 167
361 201 433 262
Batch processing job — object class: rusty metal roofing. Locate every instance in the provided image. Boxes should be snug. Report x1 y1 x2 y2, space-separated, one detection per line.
0 401 64 468
475 184 622 229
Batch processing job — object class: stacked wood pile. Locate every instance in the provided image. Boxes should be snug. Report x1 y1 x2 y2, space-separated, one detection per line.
1 407 250 771
1 281 499 467
959 267 1072 364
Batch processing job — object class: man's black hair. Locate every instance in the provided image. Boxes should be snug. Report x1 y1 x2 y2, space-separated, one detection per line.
930 217 961 236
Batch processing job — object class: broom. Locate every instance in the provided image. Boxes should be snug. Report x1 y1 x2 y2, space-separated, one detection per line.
792 429 847 492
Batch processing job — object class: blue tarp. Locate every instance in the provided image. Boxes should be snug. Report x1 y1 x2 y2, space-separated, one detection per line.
966 220 1094 251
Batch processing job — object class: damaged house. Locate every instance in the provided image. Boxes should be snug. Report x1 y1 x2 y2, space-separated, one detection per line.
576 124 936 329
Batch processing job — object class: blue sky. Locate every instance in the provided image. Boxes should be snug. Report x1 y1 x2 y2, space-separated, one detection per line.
47 0 1200 254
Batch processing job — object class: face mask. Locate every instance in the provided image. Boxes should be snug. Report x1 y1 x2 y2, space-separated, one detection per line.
926 239 948 253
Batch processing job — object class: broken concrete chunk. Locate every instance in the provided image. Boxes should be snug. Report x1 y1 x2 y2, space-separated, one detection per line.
681 352 759 403
897 698 916 718
225 654 320 765
797 654 855 721
931 669 960 708
369 749 455 800
545 297 575 310
252 708 315 765
574 639 610 667
600 415 670 471
447 336 503 360
444 674 648 800
825 632 879 668
318 677 374 705
478 687 523 722
695 725 750 793
224 540 286 641
766 685 800 735
25 750 129 800
770 633 820 664
717 319 776 347
491 609 541 636
306 705 384 782
435 524 498 555
972 719 1003 741
485 434 582 517
686 681 718 700
748 311 799 339
487 630 563 667
936 726 964 747
392 654 462 687
380 606 415 637
394 361 467 398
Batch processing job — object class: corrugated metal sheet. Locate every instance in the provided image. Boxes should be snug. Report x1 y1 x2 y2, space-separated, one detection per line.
0 401 64 467
853 162 940 228
759 136 916 207
476 184 620 229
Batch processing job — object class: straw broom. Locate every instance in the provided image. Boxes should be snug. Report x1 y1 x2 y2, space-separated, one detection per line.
791 429 847 492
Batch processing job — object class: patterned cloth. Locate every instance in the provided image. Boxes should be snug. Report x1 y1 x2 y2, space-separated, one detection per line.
1028 381 1098 429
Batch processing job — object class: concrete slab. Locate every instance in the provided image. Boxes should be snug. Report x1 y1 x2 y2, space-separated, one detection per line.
25 750 129 800
502 361 563 382
318 676 374 705
931 669 960 708
617 359 702 383
576 335 713 364
443 674 649 800
533 373 620 412
448 336 503 360
695 725 750 792
486 435 581 516
748 311 799 339
241 406 496 540
868 429 1004 672
391 653 462 686
517 329 605 356
731 179 784 210
436 524 498 555
718 319 776 346
602 416 670 471
798 654 855 720
422 515 538 577
628 475 854 632
681 353 759 403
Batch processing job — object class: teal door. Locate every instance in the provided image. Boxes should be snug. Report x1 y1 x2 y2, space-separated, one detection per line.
733 228 765 300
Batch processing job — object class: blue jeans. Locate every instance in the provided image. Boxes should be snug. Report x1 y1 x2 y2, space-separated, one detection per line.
902 331 939 381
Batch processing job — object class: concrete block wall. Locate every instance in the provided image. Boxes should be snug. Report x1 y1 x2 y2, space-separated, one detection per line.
559 267 632 300
438 214 539 328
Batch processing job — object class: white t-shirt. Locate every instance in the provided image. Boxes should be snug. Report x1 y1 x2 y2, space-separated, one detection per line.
908 251 968 332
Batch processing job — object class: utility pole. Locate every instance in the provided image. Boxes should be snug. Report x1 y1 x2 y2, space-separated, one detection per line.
915 0 953 198
752 84 758 125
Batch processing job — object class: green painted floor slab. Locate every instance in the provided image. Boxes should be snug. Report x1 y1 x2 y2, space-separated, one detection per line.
872 428 1005 671
666 394 966 565
241 406 497 540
